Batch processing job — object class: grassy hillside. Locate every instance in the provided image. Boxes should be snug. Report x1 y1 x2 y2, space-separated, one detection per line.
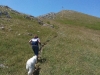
0 6 57 75
0 6 100 75
41 26 100 75
39 10 100 30
38 10 100 75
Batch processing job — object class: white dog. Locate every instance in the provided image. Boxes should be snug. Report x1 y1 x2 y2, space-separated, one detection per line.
26 55 37 75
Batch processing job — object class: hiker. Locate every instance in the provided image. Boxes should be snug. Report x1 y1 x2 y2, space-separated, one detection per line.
29 35 41 59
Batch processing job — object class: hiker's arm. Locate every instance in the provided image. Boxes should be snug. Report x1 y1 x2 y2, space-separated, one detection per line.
38 40 41 45
37 38 41 45
29 40 32 45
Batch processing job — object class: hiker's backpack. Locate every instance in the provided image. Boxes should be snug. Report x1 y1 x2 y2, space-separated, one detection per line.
31 38 38 46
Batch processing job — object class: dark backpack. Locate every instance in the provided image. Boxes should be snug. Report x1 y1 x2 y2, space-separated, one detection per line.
31 38 38 46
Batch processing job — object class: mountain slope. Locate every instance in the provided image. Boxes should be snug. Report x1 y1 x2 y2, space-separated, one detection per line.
39 10 100 30
0 6 100 75
38 10 100 75
0 5 57 75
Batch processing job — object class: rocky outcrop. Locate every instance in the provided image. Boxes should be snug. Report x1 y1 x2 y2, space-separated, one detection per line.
38 12 56 19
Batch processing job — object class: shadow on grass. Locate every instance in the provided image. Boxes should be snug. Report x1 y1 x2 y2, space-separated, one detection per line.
38 58 46 63
33 58 46 75
33 67 41 75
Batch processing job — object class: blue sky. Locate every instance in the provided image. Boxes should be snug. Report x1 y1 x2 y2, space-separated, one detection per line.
0 0 100 18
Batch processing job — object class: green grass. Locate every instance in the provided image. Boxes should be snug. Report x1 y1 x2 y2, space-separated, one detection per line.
41 26 100 75
54 18 100 30
0 7 100 75
0 8 56 75
51 10 100 30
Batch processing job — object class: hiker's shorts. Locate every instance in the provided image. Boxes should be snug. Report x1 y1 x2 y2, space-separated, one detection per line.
32 45 39 56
